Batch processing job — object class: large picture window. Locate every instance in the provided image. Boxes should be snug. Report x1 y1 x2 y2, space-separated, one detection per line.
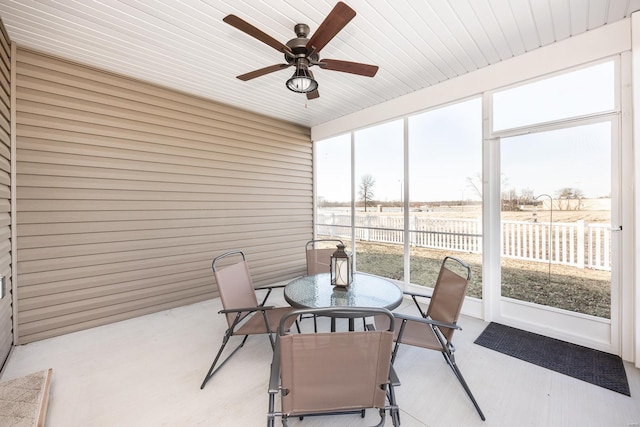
315 100 482 293
499 122 612 317
492 61 615 131
314 55 622 356
408 98 482 297
354 120 404 279
315 133 352 241
493 59 616 320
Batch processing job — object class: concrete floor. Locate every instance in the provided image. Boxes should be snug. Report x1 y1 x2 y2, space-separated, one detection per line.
1 291 639 427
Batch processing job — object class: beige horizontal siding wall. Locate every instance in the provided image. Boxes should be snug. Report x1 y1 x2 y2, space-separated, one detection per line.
15 48 312 344
0 18 12 365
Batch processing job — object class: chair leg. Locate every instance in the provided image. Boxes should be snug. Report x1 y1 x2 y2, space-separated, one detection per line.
200 334 249 389
392 408 401 426
390 340 402 364
391 320 408 364
387 383 401 426
442 350 486 421
267 393 275 427
298 315 315 333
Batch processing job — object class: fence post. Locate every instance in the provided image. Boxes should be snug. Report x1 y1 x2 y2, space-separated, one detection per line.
365 215 370 241
410 215 416 246
317 212 609 271
577 220 585 268
330 213 335 237
476 216 482 253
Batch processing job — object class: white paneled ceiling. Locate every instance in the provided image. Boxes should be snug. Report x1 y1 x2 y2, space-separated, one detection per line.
1 0 639 128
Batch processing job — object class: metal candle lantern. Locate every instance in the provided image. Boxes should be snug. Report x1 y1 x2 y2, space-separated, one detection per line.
330 243 352 287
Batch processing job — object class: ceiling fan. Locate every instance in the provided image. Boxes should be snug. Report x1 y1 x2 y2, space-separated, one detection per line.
224 1 379 100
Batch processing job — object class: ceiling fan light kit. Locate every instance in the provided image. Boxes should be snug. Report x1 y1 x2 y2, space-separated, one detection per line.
224 1 378 100
286 58 318 93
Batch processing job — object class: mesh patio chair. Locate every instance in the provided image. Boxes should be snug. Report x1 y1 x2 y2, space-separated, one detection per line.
302 239 344 331
304 239 365 332
200 250 299 390
305 238 345 275
268 307 401 427
373 256 485 421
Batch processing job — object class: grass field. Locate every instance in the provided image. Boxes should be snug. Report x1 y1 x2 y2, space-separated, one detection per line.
320 203 612 319
354 240 611 319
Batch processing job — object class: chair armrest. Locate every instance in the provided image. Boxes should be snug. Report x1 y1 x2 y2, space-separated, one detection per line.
402 290 432 299
219 305 275 314
403 290 433 318
393 312 461 331
268 338 282 393
255 283 288 307
256 283 287 291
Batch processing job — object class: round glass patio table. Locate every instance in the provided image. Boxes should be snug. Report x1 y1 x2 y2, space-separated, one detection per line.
284 272 403 311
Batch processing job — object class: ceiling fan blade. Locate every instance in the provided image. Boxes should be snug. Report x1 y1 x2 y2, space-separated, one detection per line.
319 59 379 77
237 63 291 81
306 69 319 99
306 2 356 54
224 15 292 54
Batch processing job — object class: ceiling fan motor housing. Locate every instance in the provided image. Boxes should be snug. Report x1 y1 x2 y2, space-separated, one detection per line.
285 24 312 63
294 23 310 38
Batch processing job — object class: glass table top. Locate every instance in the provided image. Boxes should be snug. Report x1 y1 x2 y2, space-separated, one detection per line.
284 272 403 310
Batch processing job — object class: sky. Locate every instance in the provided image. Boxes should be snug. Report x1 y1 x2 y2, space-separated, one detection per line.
501 122 611 199
316 60 615 204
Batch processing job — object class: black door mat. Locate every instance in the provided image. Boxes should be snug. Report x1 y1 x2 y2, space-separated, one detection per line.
474 322 630 396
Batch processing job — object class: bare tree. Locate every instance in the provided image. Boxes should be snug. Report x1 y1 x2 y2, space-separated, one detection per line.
556 187 584 210
466 173 482 200
358 174 376 212
501 188 519 211
520 188 535 205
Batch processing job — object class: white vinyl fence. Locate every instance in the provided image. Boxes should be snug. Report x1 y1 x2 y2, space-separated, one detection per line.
317 213 611 271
